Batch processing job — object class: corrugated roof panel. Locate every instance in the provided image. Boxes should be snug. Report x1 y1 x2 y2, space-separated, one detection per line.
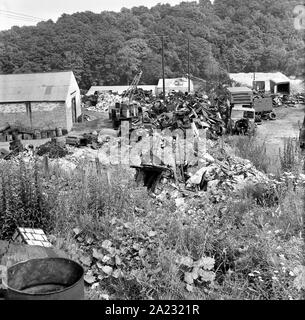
229 72 290 87
0 71 73 102
157 77 193 88
227 87 253 93
87 85 157 95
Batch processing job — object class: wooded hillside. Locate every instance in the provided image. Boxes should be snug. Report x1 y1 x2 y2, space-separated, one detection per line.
0 0 303 89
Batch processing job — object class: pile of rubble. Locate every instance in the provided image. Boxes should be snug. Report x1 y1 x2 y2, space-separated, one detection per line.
122 88 154 103
59 130 275 204
127 93 225 140
85 92 127 112
272 94 303 107
36 138 69 159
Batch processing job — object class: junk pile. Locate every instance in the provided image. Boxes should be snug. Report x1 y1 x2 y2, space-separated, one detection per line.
129 92 225 139
36 138 69 159
83 90 226 139
84 92 127 113
123 88 154 103
0 123 64 142
62 127 275 204
272 94 302 107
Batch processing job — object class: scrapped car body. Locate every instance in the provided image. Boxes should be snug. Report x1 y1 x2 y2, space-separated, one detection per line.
229 106 256 135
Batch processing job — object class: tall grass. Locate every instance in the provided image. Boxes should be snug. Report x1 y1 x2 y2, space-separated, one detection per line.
0 157 55 239
279 138 304 174
0 152 303 300
225 136 272 173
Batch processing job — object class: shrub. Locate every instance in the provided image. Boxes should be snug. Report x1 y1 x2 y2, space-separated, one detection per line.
279 138 303 173
0 157 56 239
225 136 272 173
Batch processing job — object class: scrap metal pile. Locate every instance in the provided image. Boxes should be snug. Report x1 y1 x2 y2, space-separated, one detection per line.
122 88 154 103
272 94 304 107
83 90 226 137
130 92 226 139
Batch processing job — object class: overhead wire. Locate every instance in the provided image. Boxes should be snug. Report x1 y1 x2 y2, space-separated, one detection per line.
0 9 43 23
0 9 42 20
0 13 39 22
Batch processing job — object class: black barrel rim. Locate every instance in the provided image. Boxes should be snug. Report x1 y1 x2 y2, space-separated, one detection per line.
5 257 84 296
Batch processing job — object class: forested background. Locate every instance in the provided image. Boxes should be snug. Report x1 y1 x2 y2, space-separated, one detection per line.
0 0 303 89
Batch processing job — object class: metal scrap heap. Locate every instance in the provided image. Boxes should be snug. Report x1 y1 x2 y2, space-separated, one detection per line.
131 92 225 139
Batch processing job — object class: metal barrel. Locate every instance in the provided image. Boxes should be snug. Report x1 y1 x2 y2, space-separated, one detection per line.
5 258 84 300
56 127 62 137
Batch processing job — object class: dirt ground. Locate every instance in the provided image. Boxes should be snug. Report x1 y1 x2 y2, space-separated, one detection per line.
256 104 305 162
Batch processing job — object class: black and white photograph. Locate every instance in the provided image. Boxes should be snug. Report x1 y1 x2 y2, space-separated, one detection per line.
0 0 304 303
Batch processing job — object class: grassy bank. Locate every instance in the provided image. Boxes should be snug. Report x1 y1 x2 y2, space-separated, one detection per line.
0 138 304 299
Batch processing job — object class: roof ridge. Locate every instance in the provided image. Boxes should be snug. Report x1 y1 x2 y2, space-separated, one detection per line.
0 70 73 76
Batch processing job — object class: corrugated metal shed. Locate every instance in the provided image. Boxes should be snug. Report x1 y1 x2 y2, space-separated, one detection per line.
157 77 194 90
0 71 73 103
229 72 290 88
290 79 305 94
86 85 157 96
227 87 252 93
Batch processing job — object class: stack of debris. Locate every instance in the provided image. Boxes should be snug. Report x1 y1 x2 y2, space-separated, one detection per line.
128 92 225 139
36 138 69 159
272 94 301 107
85 92 127 113
123 88 154 103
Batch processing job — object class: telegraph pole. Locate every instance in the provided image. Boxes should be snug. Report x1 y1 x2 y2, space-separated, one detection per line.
142 33 168 100
161 35 166 101
188 38 190 93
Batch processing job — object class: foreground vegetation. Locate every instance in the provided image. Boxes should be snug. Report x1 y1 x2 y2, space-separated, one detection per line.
0 136 304 300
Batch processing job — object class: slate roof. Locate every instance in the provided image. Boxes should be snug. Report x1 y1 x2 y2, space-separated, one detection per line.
0 71 74 103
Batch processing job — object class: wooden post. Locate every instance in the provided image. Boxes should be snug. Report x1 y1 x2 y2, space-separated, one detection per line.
44 155 49 179
95 157 101 177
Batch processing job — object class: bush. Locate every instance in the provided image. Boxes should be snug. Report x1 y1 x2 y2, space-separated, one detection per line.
0 155 303 300
225 136 272 173
0 158 57 239
279 138 303 173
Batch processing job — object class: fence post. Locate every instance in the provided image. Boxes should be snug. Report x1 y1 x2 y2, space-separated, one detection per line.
44 155 49 180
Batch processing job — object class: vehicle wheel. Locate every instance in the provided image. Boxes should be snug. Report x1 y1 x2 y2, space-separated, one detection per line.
255 115 262 123
268 112 276 120
261 113 268 120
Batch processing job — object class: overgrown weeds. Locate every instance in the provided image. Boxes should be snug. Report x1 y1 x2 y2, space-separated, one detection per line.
0 152 303 300
279 138 303 174
224 136 272 173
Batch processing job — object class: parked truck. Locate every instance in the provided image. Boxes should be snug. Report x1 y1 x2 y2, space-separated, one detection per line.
252 94 276 121
226 87 256 135
228 106 256 135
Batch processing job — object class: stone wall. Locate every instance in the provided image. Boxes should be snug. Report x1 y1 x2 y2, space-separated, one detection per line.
0 101 68 130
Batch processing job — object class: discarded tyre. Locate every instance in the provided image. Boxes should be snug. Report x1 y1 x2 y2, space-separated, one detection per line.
255 115 262 123
261 113 269 120
5 258 84 300
268 112 276 120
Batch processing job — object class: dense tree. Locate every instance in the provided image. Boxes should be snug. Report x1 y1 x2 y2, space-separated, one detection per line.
0 0 303 89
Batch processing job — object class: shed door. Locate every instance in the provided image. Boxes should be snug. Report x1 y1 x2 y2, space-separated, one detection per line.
71 97 77 123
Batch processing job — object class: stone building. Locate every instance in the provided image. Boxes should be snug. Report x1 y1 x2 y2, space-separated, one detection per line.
0 71 81 132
